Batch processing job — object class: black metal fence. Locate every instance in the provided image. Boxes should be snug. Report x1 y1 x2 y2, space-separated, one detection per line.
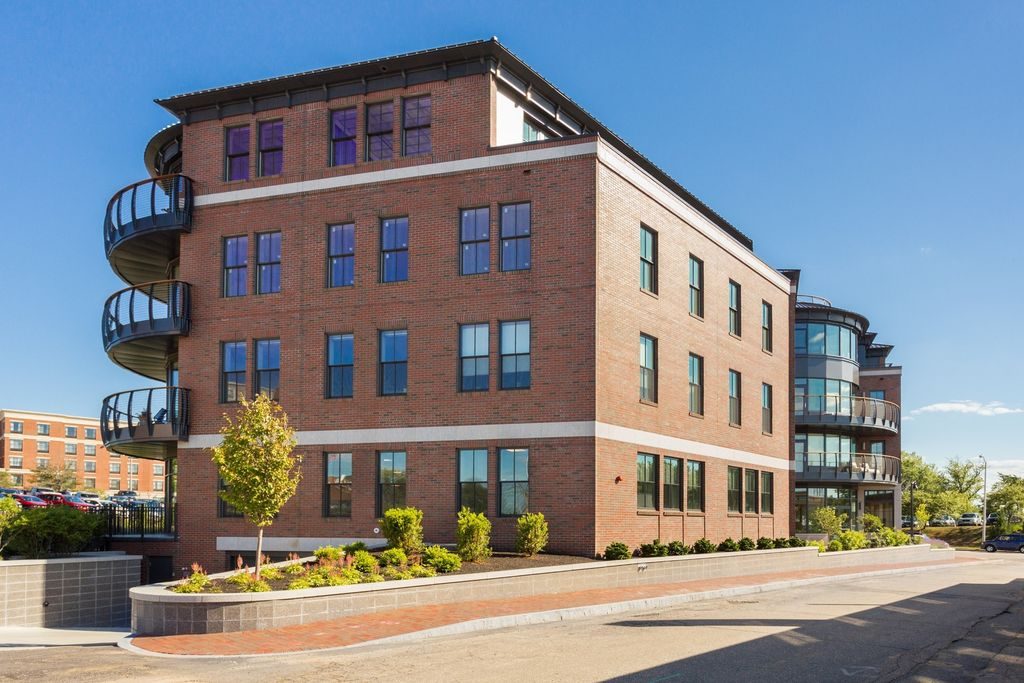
91 505 175 540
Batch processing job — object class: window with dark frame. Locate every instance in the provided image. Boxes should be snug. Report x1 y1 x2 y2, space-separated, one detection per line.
326 334 354 398
729 369 742 426
727 466 742 512
65 443 76 455
85 445 96 456
729 280 742 336
640 334 657 402
255 339 280 400
500 203 531 271
328 223 355 287
9 421 22 433
366 102 394 161
499 448 528 516
640 225 657 293
37 457 49 468
745 469 759 514
65 426 77 438
378 451 406 514
381 217 409 282
460 207 490 275
379 330 408 395
324 452 352 518
10 439 21 451
459 323 489 391
256 232 281 294
258 120 283 176
688 353 704 415
762 301 773 352
402 95 431 156
223 236 248 297
761 471 774 514
689 255 704 317
458 448 488 514
762 383 773 434
637 453 657 510
221 341 246 403
225 125 250 181
218 478 243 518
85 427 96 440
664 456 682 511
499 320 530 389
37 424 49 436
330 108 357 166
37 441 49 453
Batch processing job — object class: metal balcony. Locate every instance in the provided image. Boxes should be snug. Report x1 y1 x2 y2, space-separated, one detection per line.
794 395 900 434
104 175 193 285
100 387 189 460
102 280 190 380
795 452 902 485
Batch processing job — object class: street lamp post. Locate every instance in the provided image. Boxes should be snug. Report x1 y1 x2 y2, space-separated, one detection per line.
978 454 988 544
908 481 918 534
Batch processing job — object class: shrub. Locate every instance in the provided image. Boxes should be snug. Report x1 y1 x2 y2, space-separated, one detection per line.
305 566 361 587
284 562 306 576
836 530 869 551
862 514 884 533
351 549 379 574
515 512 549 556
380 507 424 554
0 496 21 556
239 578 272 592
827 540 843 552
378 547 408 567
667 541 691 556
260 567 284 581
603 541 631 560
717 538 739 552
314 545 342 562
408 563 437 578
756 537 775 550
383 566 414 581
225 570 252 587
738 537 756 551
876 527 912 548
810 506 847 538
343 541 369 556
692 538 717 554
360 573 385 583
809 540 828 553
172 563 211 594
423 545 462 573
6 507 103 558
775 537 790 549
288 577 313 590
639 539 669 557
456 508 493 562
787 537 807 548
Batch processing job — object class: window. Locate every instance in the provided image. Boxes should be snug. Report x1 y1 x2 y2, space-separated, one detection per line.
366 102 394 161
330 108 357 166
402 95 431 156
458 449 488 513
500 321 530 389
223 236 248 297
379 330 408 395
688 458 704 511
868 389 886 401
85 427 96 440
640 225 657 293
64 443 77 455
869 441 885 455
378 451 406 514
65 426 77 438
640 334 657 402
796 323 858 361
689 256 704 317
499 448 528 515
762 301 773 352
222 341 247 402
153 464 164 476
36 457 49 468
37 424 49 436
326 334 354 398
523 117 546 142
110 462 121 474
10 439 22 451
729 281 742 336
258 120 283 176
745 469 759 514
255 339 281 400
83 478 95 489
128 463 139 475
9 421 22 433
500 203 531 271
729 370 742 426
637 453 657 509
225 125 250 181
84 445 96 456
664 456 682 511
761 472 774 514
218 478 243 517
688 353 704 416
153 480 164 491
256 232 282 294
381 217 409 282
459 323 489 391
460 207 490 275
9 456 22 468
762 383 773 435
727 466 742 512
324 452 353 517
64 460 76 471
109 478 120 491
327 223 355 287
37 441 49 453
84 460 96 472
127 479 139 492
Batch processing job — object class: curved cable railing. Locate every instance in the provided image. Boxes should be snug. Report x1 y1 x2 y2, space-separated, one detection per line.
794 394 901 432
795 452 902 483
796 294 833 307
101 387 189 449
104 174 193 255
102 280 191 351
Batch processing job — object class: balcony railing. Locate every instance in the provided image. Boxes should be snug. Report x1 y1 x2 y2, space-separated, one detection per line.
100 387 189 458
796 294 833 307
794 394 900 433
92 504 176 540
103 174 193 256
796 452 902 484
102 281 190 379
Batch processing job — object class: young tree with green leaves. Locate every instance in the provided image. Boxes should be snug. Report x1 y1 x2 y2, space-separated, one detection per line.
0 470 14 489
0 496 23 558
31 464 78 492
988 474 1024 529
210 394 300 576
942 457 984 501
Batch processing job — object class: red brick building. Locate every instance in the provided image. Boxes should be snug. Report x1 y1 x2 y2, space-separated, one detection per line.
100 39 792 573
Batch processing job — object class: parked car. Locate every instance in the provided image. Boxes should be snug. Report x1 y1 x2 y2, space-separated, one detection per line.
0 487 22 496
36 492 92 511
982 533 1024 553
114 490 138 498
134 498 165 510
901 515 914 528
11 493 48 508
64 494 101 509
29 487 57 496
958 513 983 526
929 515 958 527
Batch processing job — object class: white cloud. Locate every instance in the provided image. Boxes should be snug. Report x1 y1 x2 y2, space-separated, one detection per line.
911 400 1024 417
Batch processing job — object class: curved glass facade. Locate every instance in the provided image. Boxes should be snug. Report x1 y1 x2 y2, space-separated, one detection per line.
794 486 856 532
794 433 855 470
795 322 858 361
794 377 855 414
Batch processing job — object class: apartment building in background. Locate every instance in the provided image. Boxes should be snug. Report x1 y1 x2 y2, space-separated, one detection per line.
99 39 792 571
0 408 164 495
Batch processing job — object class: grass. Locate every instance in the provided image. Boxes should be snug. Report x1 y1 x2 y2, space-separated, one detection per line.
923 524 1022 549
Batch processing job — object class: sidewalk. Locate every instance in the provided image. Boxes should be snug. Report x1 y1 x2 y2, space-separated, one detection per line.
0 627 130 648
124 556 979 658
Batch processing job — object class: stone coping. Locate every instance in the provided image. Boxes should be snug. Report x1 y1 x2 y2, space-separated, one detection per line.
1 552 142 567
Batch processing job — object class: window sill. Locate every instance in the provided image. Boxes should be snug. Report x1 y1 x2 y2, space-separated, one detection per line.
640 288 659 300
727 512 743 517
639 399 658 407
689 312 704 323
762 348 774 357
729 423 742 429
729 332 742 341
760 514 774 518
689 412 705 419
762 431 773 437
663 510 685 517
637 510 660 516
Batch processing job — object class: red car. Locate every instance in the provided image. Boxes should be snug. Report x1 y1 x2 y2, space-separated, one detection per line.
11 493 49 508
36 492 92 511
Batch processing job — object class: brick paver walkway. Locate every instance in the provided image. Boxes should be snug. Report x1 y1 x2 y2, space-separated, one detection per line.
131 558 975 656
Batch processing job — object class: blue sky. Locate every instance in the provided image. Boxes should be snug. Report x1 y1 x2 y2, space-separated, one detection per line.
1 1 1021 480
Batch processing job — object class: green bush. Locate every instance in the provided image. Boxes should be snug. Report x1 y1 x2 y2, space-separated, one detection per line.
239 578 272 592
383 566 414 581
667 541 691 556
692 538 717 554
876 527 912 548
360 572 385 583
344 541 369 556
287 577 313 590
738 537 756 551
836 530 869 551
313 545 342 562
378 547 408 567
775 537 790 549
515 512 549 556
305 566 361 587
172 564 211 594
260 567 284 581
6 507 103 558
809 540 828 553
787 537 807 548
603 541 632 560
225 571 252 587
380 507 425 554
717 538 739 552
827 540 843 552
408 563 437 578
284 562 306 576
639 539 669 557
423 545 462 573
756 537 775 550
862 514 884 533
351 549 379 574
456 507 493 562
811 506 847 538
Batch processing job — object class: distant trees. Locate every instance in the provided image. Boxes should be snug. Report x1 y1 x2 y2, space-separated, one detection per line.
30 464 78 492
900 452 986 518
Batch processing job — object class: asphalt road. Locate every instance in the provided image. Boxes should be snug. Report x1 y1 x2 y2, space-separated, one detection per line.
1 551 1021 682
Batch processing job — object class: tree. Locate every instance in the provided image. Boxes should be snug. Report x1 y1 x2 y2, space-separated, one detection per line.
901 451 942 515
942 458 984 502
811 506 847 538
31 464 78 491
988 474 1024 528
210 394 300 576
0 470 14 488
0 496 22 557
926 490 974 518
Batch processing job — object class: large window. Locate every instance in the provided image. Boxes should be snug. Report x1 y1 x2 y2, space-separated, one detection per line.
459 323 489 392
762 383 773 435
689 255 704 317
727 466 742 512
9 439 21 451
868 389 886 400
64 443 77 455
223 236 248 297
745 469 759 513
761 472 774 514
762 301 773 352
640 225 657 293
640 334 657 402
870 441 885 455
458 449 488 514
499 448 529 516
795 433 857 471
500 203 531 271
366 102 394 161
324 452 352 517
225 125 250 181
637 453 657 510
109 462 121 474
381 217 409 283
728 280 742 336
256 232 282 294
664 456 682 511
729 370 742 426
689 353 704 415
65 426 77 438
460 207 490 275
9 456 22 468
85 427 96 440
328 223 355 287
84 460 96 472
258 120 283 176
378 451 407 514
221 341 246 402
794 487 856 533
255 339 281 400
795 377 854 416
9 421 22 433
330 108 357 166
500 321 530 389
379 330 408 395
326 334 354 398
795 323 858 361
402 95 431 156
153 464 164 476
37 441 49 453
37 424 50 436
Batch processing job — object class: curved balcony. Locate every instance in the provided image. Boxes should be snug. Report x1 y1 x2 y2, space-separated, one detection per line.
102 281 191 380
100 387 189 460
104 175 193 286
794 395 900 434
795 452 901 485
